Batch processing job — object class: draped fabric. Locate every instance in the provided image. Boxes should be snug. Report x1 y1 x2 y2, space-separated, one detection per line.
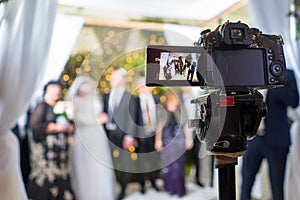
0 0 57 199
160 52 169 67
32 14 84 104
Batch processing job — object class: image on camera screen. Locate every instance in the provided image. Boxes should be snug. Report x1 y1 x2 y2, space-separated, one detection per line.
146 45 272 88
146 45 203 86
158 52 199 81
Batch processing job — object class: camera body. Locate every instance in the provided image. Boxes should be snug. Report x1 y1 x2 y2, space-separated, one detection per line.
146 21 287 166
146 21 287 91
196 21 286 90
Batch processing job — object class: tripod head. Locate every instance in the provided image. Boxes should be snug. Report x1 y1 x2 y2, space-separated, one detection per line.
189 89 267 167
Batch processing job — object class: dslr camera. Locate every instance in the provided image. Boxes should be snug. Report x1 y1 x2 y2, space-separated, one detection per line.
146 21 286 90
146 21 287 167
197 20 286 90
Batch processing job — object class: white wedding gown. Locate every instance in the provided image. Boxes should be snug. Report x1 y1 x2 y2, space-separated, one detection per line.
69 96 116 200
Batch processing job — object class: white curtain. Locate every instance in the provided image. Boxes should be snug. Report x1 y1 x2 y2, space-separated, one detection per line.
32 14 84 105
248 1 300 199
0 0 57 199
58 0 240 21
160 52 169 67
163 23 202 46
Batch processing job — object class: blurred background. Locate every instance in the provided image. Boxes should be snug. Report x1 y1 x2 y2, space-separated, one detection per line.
1 0 300 199
42 0 251 98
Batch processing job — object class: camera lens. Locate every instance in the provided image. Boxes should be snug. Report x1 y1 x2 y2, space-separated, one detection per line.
231 28 244 39
270 62 284 77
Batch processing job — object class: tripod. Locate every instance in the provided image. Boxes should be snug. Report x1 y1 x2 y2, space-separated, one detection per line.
191 89 266 200
217 157 237 200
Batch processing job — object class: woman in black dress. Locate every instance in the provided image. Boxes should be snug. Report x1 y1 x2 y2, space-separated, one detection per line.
27 81 75 200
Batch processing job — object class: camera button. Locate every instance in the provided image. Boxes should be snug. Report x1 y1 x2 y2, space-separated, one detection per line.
268 55 273 60
268 49 273 53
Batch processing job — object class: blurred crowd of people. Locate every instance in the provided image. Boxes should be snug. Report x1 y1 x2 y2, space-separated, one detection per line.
12 67 300 200
15 68 210 200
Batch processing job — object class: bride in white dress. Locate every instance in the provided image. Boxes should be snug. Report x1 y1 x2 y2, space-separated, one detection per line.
66 76 116 200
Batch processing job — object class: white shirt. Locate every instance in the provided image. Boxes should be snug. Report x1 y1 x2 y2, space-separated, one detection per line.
139 93 157 133
108 86 125 113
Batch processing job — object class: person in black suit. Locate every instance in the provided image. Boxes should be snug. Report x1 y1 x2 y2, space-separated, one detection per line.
103 68 139 200
135 77 160 194
240 69 299 200
187 61 196 82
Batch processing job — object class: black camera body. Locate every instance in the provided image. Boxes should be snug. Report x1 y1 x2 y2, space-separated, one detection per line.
146 21 287 167
146 21 287 91
196 21 286 90
146 21 287 198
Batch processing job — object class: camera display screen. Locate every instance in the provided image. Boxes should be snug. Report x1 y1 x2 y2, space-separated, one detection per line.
146 45 268 88
146 45 204 86
211 49 266 87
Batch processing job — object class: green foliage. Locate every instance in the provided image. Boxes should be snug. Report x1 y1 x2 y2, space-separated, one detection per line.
59 53 86 94
60 25 168 97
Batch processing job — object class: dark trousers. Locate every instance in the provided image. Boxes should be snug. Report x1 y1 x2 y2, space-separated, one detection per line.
241 136 289 200
136 135 159 187
192 136 201 182
187 70 194 81
107 131 132 195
